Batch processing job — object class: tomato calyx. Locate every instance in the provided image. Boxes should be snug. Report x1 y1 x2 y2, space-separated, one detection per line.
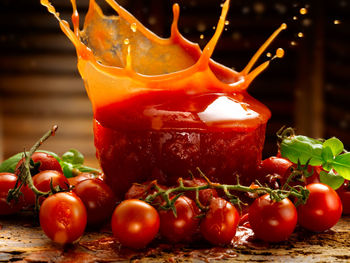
142 168 310 214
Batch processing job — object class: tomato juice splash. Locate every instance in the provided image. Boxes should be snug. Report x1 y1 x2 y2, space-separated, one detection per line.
41 0 286 198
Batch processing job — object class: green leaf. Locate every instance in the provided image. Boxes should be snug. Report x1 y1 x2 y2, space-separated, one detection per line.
323 137 344 156
77 165 101 174
0 150 61 173
280 135 323 166
321 146 334 162
61 149 84 165
0 152 24 173
319 171 344 190
332 153 350 180
61 162 74 178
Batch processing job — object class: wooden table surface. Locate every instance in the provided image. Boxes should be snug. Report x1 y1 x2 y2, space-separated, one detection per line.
0 212 349 263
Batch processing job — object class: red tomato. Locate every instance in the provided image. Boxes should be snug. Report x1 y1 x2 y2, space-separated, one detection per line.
68 172 97 187
261 157 293 178
337 181 350 215
182 178 218 206
74 179 117 226
25 170 69 205
159 196 200 243
15 152 62 175
39 192 87 244
298 183 342 232
200 197 239 245
111 199 160 249
0 173 25 215
248 194 297 242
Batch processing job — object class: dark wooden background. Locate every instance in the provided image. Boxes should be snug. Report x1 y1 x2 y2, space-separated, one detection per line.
0 0 349 167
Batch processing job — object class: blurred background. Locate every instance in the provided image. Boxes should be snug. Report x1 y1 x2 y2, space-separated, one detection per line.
0 0 349 167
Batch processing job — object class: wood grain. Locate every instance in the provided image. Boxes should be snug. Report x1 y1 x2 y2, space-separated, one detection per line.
0 213 349 262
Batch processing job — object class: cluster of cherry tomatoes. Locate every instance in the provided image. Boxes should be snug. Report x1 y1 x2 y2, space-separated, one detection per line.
0 153 349 249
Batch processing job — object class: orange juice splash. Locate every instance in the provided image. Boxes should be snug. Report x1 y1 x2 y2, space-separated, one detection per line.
41 0 286 113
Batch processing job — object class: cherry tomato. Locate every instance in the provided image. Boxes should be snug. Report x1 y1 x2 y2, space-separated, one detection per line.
183 178 218 206
298 183 342 232
68 172 97 187
337 180 350 215
159 196 200 243
111 199 160 249
200 197 239 245
260 157 293 187
0 173 25 215
25 170 69 205
15 152 62 175
74 179 117 226
248 194 297 242
39 192 87 244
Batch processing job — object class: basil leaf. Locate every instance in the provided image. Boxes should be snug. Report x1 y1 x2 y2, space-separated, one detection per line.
332 153 350 180
61 162 74 178
319 171 344 190
61 149 84 165
280 135 323 166
0 150 61 173
321 146 334 171
78 165 101 174
323 137 344 156
0 152 24 173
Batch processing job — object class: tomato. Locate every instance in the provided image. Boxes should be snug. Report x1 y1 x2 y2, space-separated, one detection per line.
298 183 342 232
248 194 297 242
159 196 200 243
260 157 293 187
24 170 69 205
39 192 87 244
337 180 350 215
200 197 239 245
182 178 218 206
68 172 97 187
111 199 159 249
0 173 25 215
74 179 117 226
15 152 62 175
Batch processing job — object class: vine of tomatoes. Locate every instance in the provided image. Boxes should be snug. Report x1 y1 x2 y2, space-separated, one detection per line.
0 126 348 249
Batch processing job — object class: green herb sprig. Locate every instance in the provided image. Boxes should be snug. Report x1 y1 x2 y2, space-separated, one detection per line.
278 127 350 189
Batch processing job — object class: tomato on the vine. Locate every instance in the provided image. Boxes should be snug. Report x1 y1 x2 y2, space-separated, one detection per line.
183 178 218 206
111 199 160 249
24 170 69 205
337 180 350 215
15 152 62 175
159 196 200 243
248 194 297 242
0 172 25 215
68 172 96 187
39 192 87 244
200 197 239 245
298 183 342 232
74 179 117 226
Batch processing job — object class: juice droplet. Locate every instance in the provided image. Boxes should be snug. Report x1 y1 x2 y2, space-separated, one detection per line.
212 26 216 30
124 38 130 45
225 20 230 25
200 34 204 39
293 16 298 20
299 8 307 15
130 23 137 32
334 20 341 25
275 48 284 58
291 41 297 46
298 32 304 38
266 52 272 57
